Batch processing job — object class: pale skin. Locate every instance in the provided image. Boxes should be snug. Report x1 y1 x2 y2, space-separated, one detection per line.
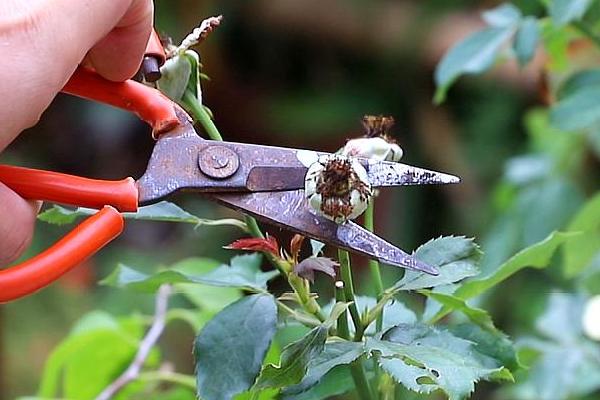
0 0 154 266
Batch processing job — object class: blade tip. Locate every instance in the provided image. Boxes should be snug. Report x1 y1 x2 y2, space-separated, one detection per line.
443 174 461 184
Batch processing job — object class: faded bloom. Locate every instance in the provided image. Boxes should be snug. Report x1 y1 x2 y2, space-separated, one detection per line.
305 155 372 223
341 115 404 162
342 137 403 162
583 295 600 341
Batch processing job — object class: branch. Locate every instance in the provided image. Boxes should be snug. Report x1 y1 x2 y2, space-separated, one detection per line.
95 285 172 400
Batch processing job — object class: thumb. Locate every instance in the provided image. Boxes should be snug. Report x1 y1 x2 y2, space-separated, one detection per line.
0 184 41 266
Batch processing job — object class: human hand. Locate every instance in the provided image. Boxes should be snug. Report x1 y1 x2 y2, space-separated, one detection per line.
0 0 153 265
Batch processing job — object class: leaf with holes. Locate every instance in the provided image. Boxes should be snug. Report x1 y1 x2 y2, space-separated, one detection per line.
367 324 512 399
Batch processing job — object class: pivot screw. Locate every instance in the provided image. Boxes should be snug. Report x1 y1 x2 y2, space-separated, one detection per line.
198 145 240 179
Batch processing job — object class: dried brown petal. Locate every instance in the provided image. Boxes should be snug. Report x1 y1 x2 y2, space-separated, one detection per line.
290 234 305 261
361 115 395 138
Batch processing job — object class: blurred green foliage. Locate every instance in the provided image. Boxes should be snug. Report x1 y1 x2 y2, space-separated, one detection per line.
3 0 600 399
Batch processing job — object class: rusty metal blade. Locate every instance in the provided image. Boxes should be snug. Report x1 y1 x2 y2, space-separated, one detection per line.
137 121 459 204
210 190 439 275
364 159 460 187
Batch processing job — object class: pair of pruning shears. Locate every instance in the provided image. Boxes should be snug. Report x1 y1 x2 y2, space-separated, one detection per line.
0 32 459 303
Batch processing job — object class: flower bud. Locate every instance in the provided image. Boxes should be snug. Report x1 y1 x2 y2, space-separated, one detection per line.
341 137 403 162
305 155 372 223
583 295 600 341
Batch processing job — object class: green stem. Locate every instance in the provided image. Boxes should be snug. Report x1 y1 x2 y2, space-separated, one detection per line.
573 21 600 50
288 273 326 322
338 249 363 340
364 201 384 332
277 300 321 327
335 281 350 339
136 371 196 390
350 358 375 400
183 89 222 140
183 86 326 330
245 215 265 238
364 291 394 330
364 201 384 393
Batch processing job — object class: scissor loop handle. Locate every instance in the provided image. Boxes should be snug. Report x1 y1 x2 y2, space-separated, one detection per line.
0 165 139 212
0 206 124 302
0 166 139 301
63 68 183 135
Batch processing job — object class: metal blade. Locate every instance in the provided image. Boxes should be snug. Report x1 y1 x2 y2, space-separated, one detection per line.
210 190 439 275
364 159 460 187
137 123 459 204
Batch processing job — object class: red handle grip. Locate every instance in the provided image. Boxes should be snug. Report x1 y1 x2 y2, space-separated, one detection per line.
0 165 139 212
62 68 182 135
0 207 124 302
146 30 167 66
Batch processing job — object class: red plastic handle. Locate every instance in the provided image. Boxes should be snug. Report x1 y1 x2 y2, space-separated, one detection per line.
0 165 139 212
146 30 167 66
0 29 181 302
0 207 124 302
62 67 182 135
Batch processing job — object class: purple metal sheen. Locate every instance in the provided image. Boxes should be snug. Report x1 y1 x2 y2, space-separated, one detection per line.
210 190 439 275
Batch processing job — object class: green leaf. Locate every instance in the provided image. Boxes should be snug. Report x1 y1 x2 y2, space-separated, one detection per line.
324 302 352 328
563 191 600 277
434 231 577 320
282 366 356 400
557 69 600 99
547 0 593 26
419 290 495 330
183 50 202 100
540 20 571 70
38 312 143 398
461 231 575 296
508 293 600 400
345 296 417 335
482 3 522 27
195 294 278 400
282 340 365 394
450 323 521 372
101 254 279 292
434 27 514 103
536 292 586 342
550 85 600 131
392 237 481 291
516 179 584 247
38 201 247 230
37 205 81 225
369 324 512 399
514 17 540 66
157 55 192 101
310 240 326 256
255 325 328 389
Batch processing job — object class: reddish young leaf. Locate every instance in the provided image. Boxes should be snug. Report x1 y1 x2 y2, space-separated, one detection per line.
294 257 339 282
225 235 280 257
290 234 306 262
